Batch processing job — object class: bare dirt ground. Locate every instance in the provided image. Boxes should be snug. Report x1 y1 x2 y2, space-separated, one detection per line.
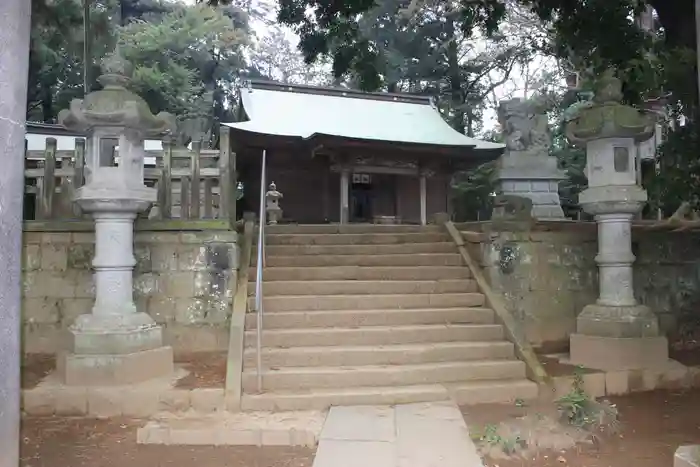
463 388 700 467
20 416 315 467
173 352 227 389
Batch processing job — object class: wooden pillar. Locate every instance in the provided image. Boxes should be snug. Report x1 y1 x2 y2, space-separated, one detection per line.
419 172 427 226
340 168 349 224
322 169 329 221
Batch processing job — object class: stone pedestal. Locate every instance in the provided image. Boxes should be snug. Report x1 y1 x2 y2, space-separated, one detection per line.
494 97 566 220
495 153 566 219
57 52 175 386
60 175 174 385
565 70 667 371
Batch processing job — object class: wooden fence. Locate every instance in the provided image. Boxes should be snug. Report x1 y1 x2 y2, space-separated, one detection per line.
24 132 236 224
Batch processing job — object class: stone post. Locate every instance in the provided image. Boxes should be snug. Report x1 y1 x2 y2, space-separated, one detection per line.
494 97 566 219
566 69 668 370
56 52 177 385
0 1 31 465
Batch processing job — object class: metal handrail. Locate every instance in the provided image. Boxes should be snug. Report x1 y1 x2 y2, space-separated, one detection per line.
254 149 267 393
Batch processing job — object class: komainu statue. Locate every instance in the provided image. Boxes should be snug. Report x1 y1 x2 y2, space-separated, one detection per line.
497 94 554 157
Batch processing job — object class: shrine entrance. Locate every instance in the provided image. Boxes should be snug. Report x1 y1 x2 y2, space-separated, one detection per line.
350 173 373 222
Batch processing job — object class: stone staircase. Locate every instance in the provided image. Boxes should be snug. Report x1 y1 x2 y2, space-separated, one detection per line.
242 225 538 411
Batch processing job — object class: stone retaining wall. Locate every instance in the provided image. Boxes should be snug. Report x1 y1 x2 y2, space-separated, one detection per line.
460 221 700 352
22 222 238 355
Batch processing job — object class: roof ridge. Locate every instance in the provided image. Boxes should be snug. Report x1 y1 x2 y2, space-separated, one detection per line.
243 79 434 105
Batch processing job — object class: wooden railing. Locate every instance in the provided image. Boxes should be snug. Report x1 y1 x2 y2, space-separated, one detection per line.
24 128 236 224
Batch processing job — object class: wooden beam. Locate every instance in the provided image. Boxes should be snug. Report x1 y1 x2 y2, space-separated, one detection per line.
190 141 201 220
219 126 235 226
330 163 419 176
39 138 57 219
159 139 173 219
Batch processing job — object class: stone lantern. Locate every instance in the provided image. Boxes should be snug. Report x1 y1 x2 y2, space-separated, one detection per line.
57 52 176 385
565 69 668 370
265 181 283 225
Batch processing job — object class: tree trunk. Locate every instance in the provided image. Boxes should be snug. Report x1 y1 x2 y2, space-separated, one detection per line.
446 18 464 134
41 83 53 123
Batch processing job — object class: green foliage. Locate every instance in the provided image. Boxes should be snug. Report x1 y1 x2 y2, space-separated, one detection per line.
451 161 496 221
118 3 250 145
556 367 593 428
473 423 526 455
646 119 700 216
556 367 622 439
27 0 178 123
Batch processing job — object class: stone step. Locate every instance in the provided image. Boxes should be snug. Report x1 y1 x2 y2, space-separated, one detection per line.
137 410 325 447
242 341 515 368
244 307 495 329
265 232 450 246
252 266 472 282
241 384 452 411
247 293 485 312
258 242 457 256
241 360 527 391
448 379 539 405
248 279 478 296
244 324 504 348
265 224 443 235
255 253 464 267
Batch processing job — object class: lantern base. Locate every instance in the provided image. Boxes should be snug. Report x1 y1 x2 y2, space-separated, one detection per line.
576 303 661 338
569 333 668 371
57 346 174 386
60 311 174 385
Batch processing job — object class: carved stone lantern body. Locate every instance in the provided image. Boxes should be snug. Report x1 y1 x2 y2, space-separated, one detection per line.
565 70 668 370
56 52 176 386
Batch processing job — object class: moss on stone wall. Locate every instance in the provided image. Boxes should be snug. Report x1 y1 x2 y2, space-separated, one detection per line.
459 221 700 352
21 227 238 355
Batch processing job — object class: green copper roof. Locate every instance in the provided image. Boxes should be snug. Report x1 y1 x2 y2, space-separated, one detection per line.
224 81 504 154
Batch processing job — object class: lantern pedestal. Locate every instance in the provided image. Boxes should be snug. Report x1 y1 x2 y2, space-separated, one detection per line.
568 185 668 370
58 172 173 385
564 73 669 371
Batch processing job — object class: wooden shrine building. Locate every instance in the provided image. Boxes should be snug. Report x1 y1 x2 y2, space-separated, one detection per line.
226 80 505 224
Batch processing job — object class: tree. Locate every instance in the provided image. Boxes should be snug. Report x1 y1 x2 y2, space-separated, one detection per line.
249 26 332 85
118 3 250 146
27 0 169 123
277 0 694 107
317 0 534 136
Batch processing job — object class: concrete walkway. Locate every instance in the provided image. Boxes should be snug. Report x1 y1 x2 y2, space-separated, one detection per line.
312 402 484 467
